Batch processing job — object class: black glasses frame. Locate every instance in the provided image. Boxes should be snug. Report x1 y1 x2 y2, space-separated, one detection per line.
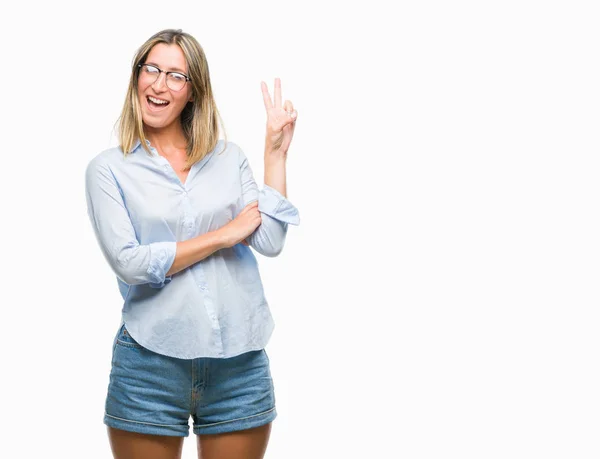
137 63 191 90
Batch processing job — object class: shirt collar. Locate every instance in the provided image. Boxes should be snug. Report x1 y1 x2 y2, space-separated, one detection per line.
131 138 151 153
130 138 220 160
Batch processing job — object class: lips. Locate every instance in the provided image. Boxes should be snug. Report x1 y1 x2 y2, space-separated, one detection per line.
146 95 170 111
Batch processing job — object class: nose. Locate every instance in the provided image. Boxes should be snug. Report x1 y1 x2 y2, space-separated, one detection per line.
152 71 168 92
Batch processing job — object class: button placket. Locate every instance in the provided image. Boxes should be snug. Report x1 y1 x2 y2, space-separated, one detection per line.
192 265 219 328
181 197 195 237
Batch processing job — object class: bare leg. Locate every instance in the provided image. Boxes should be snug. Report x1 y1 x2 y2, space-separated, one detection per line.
196 422 272 459
108 426 185 459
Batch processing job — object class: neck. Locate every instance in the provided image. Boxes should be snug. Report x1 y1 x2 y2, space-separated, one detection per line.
144 121 187 154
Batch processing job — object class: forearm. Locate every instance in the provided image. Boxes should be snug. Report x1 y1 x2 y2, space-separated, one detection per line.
264 144 287 197
166 230 228 277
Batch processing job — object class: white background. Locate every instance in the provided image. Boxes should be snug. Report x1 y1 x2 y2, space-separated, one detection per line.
1 0 599 458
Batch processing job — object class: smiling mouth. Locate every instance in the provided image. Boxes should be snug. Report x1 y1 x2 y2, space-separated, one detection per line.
147 96 170 109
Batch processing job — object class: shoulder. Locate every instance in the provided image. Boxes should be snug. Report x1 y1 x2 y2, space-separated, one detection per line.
212 139 247 164
85 146 125 178
214 139 242 155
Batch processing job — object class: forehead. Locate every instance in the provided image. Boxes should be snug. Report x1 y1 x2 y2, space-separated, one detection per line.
145 43 188 73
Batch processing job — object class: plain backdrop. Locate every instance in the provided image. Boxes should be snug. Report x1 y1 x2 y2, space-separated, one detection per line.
1 1 599 458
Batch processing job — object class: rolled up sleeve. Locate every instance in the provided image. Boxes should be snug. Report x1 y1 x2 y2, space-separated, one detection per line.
146 241 177 288
257 184 301 225
85 157 176 287
238 146 300 257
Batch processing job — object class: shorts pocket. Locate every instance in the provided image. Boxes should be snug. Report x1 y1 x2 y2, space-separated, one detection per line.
116 324 144 349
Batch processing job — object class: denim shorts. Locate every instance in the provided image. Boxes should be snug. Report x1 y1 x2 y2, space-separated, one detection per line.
103 323 277 437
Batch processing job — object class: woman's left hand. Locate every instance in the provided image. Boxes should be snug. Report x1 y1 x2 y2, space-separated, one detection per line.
261 78 297 156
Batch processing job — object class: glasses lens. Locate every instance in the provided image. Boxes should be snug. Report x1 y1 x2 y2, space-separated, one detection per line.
167 73 187 91
141 64 159 75
140 64 159 81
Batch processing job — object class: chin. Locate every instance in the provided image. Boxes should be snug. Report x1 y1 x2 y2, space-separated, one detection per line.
142 119 166 129
141 114 175 130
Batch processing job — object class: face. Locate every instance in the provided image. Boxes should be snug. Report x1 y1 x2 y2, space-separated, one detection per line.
137 42 193 131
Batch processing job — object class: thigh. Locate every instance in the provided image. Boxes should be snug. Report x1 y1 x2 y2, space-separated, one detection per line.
196 422 272 459
108 426 184 459
104 324 192 437
192 349 277 436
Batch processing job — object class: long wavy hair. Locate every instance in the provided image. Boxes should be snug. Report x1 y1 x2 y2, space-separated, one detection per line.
117 28 226 169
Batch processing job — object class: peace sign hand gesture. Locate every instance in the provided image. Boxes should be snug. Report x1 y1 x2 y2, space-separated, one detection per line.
261 78 297 156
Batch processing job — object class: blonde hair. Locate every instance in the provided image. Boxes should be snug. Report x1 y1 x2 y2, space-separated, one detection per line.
117 28 227 169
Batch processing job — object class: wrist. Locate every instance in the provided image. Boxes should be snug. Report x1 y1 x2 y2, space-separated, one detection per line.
264 155 287 168
212 228 231 250
264 164 287 197
264 140 287 158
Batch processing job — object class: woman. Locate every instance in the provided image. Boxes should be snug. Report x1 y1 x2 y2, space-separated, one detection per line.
85 28 299 459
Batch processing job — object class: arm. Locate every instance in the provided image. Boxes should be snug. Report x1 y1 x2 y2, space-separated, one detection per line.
85 157 177 287
242 78 299 256
264 149 287 197
86 157 231 283
165 231 227 277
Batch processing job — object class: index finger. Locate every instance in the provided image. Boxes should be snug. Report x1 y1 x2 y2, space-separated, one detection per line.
261 81 273 110
274 78 282 108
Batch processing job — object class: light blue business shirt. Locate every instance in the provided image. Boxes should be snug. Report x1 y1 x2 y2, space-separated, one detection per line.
85 138 300 359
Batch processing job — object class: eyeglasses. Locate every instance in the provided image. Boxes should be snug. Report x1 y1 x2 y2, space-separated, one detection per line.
137 63 191 91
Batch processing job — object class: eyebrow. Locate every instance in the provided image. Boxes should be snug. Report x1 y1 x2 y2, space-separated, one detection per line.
145 62 187 74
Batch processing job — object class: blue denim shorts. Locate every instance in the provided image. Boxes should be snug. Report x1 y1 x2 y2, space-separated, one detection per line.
103 323 277 437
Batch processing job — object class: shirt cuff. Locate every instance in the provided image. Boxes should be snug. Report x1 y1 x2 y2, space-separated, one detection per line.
258 184 301 225
147 241 177 288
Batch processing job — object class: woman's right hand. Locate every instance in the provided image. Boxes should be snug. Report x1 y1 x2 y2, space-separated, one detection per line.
219 201 262 248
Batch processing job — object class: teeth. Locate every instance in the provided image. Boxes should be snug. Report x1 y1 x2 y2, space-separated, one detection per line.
148 96 169 105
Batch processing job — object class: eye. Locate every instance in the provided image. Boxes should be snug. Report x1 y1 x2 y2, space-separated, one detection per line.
143 64 159 74
168 72 187 82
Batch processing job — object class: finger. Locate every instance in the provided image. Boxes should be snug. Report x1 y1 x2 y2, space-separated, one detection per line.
261 81 273 110
282 118 296 141
290 116 297 134
241 239 249 246
274 78 282 108
241 201 258 214
281 109 298 128
283 100 296 120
